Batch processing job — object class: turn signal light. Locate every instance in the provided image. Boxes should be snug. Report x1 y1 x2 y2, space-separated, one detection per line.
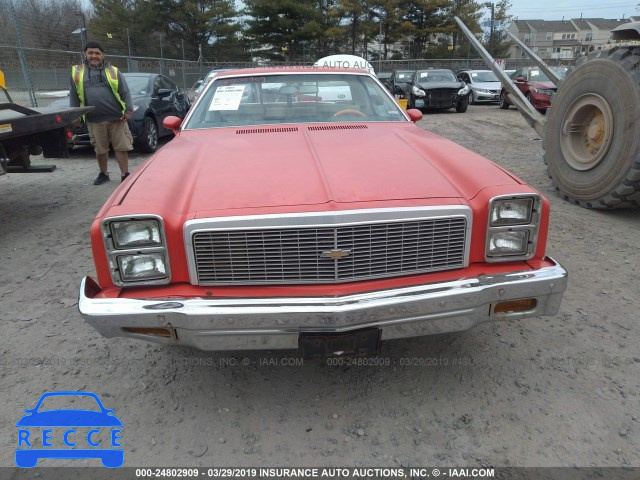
494 298 537 314
122 327 172 337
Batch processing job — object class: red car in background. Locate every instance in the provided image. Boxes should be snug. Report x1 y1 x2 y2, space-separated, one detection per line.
499 67 567 112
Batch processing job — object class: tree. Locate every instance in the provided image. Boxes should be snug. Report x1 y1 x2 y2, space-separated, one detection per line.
490 0 512 57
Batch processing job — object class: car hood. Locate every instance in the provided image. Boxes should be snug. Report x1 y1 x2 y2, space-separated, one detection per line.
116 124 521 216
472 81 501 89
417 81 463 90
529 80 556 89
16 411 123 427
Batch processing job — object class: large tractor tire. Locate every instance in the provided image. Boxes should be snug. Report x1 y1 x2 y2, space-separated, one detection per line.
543 46 640 208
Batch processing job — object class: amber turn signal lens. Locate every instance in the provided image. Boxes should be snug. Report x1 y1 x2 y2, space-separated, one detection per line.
494 298 537 314
123 327 172 337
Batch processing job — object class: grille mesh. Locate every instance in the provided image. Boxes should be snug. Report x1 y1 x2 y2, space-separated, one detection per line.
192 217 467 285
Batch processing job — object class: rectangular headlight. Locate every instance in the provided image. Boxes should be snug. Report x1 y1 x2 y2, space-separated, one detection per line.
488 231 529 256
111 219 162 249
117 253 167 282
490 198 533 226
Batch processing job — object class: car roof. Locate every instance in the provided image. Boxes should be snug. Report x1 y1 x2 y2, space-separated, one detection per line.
415 68 454 73
213 67 373 78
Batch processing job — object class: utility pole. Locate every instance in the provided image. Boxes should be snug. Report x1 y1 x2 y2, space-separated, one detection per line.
486 2 495 57
126 28 132 71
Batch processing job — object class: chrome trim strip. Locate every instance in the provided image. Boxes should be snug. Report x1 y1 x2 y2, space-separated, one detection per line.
79 258 567 351
183 206 473 286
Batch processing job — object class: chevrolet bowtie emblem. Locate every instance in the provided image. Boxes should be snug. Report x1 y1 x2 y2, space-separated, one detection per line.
321 249 352 259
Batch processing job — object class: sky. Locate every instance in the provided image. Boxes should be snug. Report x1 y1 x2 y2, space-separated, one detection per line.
505 0 639 21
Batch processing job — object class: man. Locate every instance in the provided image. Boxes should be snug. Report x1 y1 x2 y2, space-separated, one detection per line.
70 41 134 185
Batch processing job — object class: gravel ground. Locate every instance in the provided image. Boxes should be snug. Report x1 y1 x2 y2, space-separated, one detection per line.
1 104 638 470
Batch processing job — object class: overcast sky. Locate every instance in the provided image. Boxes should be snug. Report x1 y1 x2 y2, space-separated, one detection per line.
505 0 639 21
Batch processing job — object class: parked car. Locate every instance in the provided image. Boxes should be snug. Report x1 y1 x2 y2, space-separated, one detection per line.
407 68 470 112
51 72 190 153
191 68 234 103
78 65 567 357
385 69 415 97
499 67 567 112
457 69 501 104
375 71 392 84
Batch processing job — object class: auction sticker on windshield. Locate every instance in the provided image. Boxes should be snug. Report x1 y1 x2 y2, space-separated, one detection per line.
209 85 245 111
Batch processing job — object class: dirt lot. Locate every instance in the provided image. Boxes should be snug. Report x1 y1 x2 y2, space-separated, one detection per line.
1 105 638 470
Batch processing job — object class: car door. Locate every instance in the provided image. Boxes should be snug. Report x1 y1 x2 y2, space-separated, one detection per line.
152 76 177 135
513 69 527 96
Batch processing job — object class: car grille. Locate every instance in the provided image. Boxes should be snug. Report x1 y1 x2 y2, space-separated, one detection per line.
191 217 468 285
428 89 457 107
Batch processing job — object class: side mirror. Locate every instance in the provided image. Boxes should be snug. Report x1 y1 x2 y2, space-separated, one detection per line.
406 109 423 122
516 76 525 82
163 115 182 134
157 88 172 99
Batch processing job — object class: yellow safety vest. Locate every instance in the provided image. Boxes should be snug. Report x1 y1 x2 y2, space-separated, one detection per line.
71 63 126 119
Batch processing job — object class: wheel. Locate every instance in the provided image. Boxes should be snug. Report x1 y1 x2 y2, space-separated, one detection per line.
136 117 158 153
468 91 475 105
333 109 367 117
499 91 509 109
525 91 532 104
543 46 640 208
455 96 468 113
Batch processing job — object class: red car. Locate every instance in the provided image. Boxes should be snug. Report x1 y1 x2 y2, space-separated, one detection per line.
499 67 567 112
79 65 567 357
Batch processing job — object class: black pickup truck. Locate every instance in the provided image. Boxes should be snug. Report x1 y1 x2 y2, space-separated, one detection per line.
0 71 91 175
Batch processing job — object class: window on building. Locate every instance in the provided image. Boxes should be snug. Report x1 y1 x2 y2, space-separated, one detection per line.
571 33 575 39
585 32 593 42
524 33 531 44
554 47 561 53
561 34 566 40
546 32 552 40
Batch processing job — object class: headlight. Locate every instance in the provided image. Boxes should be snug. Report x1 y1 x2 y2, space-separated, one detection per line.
458 85 470 95
111 219 162 248
488 231 529 256
485 195 540 262
490 198 533 226
118 253 167 282
476 88 490 93
533 88 555 95
412 86 425 97
103 216 170 286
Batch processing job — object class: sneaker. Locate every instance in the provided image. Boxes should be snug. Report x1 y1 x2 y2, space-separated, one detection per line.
93 172 110 185
121 172 130 182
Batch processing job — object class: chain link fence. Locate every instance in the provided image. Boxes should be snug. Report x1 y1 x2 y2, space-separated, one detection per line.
2 5 575 108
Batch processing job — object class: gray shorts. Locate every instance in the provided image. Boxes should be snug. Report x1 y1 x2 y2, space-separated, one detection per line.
87 120 133 155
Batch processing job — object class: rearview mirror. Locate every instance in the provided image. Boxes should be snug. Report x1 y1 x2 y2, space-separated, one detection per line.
163 115 182 133
406 109 423 122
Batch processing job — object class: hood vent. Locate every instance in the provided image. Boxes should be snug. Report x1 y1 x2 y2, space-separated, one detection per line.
236 127 299 135
307 125 368 131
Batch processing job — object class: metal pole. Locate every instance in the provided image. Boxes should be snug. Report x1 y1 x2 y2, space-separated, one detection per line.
181 39 186 90
489 2 495 57
378 20 383 73
159 33 164 75
8 0 37 106
126 28 132 71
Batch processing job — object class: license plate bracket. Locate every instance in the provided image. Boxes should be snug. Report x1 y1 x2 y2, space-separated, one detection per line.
299 328 382 359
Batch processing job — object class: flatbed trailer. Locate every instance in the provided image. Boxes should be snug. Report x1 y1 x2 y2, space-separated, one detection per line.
0 70 91 175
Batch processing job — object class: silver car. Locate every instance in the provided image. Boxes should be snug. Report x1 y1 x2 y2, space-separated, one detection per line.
457 70 501 104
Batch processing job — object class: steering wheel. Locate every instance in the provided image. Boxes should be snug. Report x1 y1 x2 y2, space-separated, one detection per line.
333 109 367 117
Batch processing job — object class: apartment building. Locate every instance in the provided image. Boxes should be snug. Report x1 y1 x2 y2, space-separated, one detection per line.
506 17 640 59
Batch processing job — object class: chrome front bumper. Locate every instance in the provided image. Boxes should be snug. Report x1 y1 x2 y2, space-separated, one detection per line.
79 259 567 351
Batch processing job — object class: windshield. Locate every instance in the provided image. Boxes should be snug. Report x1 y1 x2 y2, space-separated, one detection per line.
470 71 499 82
394 71 414 82
184 72 406 129
528 68 567 82
416 70 457 83
123 75 150 95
